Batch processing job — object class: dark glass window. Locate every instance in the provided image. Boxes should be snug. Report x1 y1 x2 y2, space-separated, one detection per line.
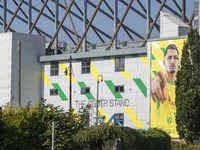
115 57 125 72
114 85 124 93
50 61 59 76
50 89 58 96
114 113 124 126
82 59 90 74
81 87 90 94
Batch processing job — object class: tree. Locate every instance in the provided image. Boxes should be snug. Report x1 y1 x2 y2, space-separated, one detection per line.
175 27 200 144
0 100 85 150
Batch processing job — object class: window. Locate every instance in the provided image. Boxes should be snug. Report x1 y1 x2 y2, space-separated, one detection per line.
82 59 90 74
195 1 199 9
114 85 124 93
194 20 199 26
81 87 90 94
50 89 58 96
115 57 125 72
194 10 199 17
114 113 124 126
50 61 59 76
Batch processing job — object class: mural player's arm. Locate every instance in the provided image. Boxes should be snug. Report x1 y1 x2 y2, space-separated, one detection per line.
150 70 167 103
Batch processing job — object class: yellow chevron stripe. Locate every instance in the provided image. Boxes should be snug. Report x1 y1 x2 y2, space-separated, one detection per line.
140 56 147 67
41 69 51 84
98 108 109 122
152 43 164 61
151 60 165 79
121 68 132 79
91 62 102 81
112 59 132 79
124 107 144 128
59 63 76 82
156 40 171 52
112 59 115 63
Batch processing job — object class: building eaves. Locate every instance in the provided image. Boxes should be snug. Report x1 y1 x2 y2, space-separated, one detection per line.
40 46 146 62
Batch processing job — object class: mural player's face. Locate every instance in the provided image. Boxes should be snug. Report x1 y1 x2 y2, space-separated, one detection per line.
163 49 179 75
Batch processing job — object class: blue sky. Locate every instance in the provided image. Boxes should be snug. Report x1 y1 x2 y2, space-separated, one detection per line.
0 0 195 46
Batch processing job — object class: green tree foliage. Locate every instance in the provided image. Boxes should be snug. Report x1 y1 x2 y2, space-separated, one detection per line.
0 100 172 149
175 27 200 144
0 106 5 147
74 125 171 150
0 100 84 150
74 124 122 150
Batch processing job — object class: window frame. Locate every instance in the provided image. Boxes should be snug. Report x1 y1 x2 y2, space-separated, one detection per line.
81 87 90 94
50 88 58 96
81 59 91 74
114 85 124 93
114 113 124 126
115 57 125 72
50 61 59 76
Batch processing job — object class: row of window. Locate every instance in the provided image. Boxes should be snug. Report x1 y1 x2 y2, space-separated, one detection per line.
50 85 124 96
50 57 125 76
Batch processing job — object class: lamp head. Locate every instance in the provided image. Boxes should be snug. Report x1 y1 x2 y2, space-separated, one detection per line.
64 68 68 75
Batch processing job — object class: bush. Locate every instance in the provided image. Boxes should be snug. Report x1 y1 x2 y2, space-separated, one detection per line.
187 145 200 150
119 128 171 150
0 100 172 150
144 128 171 150
74 126 171 150
0 100 84 150
120 127 146 150
170 141 200 150
0 106 5 148
73 124 122 150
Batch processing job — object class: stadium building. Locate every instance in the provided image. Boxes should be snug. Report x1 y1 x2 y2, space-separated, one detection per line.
0 0 195 138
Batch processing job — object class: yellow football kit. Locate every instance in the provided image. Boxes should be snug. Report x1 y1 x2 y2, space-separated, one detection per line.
151 78 178 137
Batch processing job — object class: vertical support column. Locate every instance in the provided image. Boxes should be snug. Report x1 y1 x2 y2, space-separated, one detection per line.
83 0 87 52
147 0 151 35
3 0 7 31
28 0 32 31
96 79 99 125
114 0 118 50
182 0 185 22
55 0 59 55
18 41 21 107
69 56 72 112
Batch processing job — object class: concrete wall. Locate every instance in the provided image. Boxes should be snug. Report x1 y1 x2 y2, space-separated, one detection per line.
0 33 12 106
0 32 45 107
160 14 178 38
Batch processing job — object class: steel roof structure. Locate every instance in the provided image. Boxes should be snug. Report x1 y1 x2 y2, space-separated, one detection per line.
0 0 194 53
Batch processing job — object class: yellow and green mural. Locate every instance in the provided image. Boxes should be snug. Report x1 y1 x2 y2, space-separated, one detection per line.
41 54 149 129
150 38 186 138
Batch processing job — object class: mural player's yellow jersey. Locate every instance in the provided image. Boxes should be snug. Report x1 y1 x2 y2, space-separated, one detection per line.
151 77 178 137
150 38 187 138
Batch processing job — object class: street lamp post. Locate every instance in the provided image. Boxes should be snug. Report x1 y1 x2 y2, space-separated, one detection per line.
96 75 103 126
64 56 72 112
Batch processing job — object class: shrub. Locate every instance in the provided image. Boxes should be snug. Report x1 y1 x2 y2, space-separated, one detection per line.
187 145 200 150
144 128 171 150
120 127 146 150
0 100 84 150
73 124 122 150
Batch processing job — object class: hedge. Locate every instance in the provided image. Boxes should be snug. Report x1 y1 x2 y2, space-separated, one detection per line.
74 126 171 150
